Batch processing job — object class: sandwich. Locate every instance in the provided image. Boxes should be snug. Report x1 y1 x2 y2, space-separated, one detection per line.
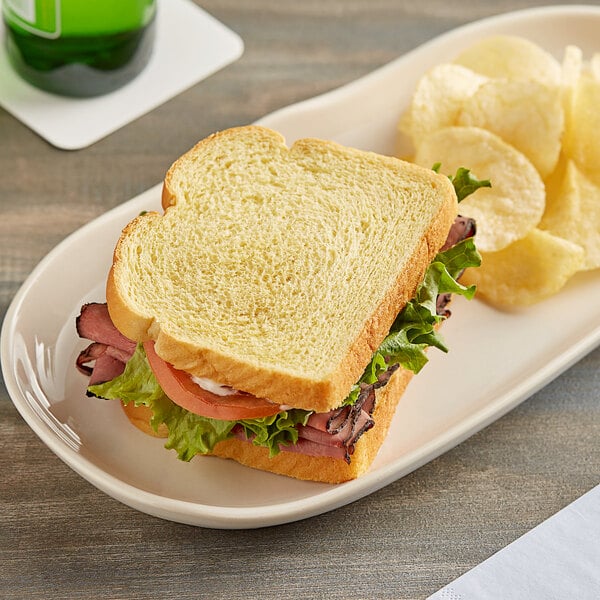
75 126 485 483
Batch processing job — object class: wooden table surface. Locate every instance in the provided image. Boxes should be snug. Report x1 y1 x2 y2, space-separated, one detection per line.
1 1 599 598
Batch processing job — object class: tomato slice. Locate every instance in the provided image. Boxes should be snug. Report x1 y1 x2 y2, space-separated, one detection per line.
143 340 281 420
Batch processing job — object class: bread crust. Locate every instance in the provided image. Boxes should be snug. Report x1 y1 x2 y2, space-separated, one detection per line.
120 401 168 438
106 126 457 413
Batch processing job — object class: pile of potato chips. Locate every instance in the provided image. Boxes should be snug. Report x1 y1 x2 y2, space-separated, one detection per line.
399 35 600 306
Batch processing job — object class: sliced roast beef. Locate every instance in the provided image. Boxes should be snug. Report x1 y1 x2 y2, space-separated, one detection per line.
294 366 398 463
436 293 452 318
440 215 476 251
76 341 135 375
76 303 136 389
230 426 348 461
76 303 136 355
87 353 128 387
76 342 108 376
435 216 477 318
277 437 348 461
298 407 373 449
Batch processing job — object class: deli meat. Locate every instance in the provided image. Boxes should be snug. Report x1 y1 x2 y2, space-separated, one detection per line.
291 365 399 463
230 426 348 460
76 342 132 385
76 303 135 391
437 216 476 317
440 215 476 251
76 303 136 355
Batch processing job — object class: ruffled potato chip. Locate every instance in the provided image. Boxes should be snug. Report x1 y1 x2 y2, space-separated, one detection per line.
414 126 545 252
399 35 598 307
453 35 561 86
461 229 585 306
562 73 600 173
560 45 583 132
561 45 583 88
591 53 600 80
541 158 600 270
398 63 487 150
457 79 563 178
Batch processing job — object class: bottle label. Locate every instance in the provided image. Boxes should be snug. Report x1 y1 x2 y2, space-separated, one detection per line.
4 0 61 39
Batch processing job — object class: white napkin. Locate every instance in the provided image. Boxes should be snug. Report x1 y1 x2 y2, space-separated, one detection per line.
0 0 243 149
429 484 600 599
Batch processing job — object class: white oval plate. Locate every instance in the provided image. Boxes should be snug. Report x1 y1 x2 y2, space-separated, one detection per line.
3 5 600 529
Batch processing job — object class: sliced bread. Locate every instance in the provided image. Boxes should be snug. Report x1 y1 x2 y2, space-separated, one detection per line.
106 126 457 412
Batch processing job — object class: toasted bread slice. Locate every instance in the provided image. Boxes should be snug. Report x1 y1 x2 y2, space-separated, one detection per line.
107 126 457 412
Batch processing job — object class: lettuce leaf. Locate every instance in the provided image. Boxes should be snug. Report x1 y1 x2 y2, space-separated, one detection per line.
432 163 492 202
89 345 309 461
239 410 310 458
385 236 480 369
342 236 481 406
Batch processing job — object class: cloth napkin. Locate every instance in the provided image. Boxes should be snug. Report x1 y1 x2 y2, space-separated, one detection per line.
429 483 600 599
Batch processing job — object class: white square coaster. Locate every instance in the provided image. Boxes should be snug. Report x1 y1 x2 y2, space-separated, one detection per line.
0 0 244 149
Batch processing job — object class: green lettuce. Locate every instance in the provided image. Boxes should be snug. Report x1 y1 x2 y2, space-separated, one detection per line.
342 236 481 406
88 346 309 461
433 163 492 201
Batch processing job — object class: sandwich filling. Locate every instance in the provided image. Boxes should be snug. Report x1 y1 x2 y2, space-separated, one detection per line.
76 215 480 464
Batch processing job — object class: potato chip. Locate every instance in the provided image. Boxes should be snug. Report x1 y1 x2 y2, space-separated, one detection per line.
414 126 545 252
591 53 600 81
540 159 600 270
562 73 600 173
398 63 487 148
400 36 599 306
457 79 563 178
560 45 582 125
453 35 561 86
561 45 583 88
541 154 574 225
461 229 585 306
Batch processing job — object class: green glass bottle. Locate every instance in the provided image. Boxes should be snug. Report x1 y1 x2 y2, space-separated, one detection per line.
3 0 157 97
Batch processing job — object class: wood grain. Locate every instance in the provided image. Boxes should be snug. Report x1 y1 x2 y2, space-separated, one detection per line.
1 1 599 598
